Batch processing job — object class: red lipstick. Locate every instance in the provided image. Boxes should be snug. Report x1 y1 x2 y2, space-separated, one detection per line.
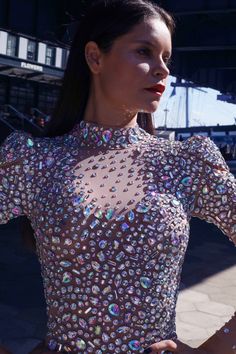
145 84 166 97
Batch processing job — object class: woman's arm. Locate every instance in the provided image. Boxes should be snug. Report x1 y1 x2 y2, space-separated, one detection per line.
184 136 236 353
0 131 33 224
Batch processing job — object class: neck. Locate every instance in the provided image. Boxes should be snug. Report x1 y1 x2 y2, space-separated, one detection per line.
83 86 138 129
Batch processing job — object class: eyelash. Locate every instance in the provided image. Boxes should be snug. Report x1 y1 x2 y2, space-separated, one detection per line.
137 48 172 68
164 57 172 68
137 48 151 57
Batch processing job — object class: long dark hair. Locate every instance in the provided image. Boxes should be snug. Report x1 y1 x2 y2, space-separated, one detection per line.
21 0 175 250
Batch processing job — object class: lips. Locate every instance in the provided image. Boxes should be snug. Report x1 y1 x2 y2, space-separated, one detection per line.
145 84 166 95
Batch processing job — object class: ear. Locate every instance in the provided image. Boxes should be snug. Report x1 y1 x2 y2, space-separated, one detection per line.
85 41 103 74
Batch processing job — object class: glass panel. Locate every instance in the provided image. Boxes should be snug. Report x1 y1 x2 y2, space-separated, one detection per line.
27 40 37 61
6 34 17 56
45 46 56 66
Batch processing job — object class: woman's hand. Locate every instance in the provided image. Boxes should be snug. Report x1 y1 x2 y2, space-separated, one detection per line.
143 339 177 353
143 339 208 354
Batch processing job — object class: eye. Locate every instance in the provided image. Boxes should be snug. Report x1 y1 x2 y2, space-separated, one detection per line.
137 47 152 57
163 57 172 68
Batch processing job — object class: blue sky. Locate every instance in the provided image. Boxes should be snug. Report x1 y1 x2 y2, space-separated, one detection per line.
154 75 236 128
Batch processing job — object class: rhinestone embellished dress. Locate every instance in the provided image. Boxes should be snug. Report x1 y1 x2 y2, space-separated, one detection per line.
0 120 235 353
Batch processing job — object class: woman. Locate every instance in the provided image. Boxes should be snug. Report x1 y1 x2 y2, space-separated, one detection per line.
0 0 235 353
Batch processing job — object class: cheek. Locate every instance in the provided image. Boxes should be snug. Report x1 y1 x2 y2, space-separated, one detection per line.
136 63 150 76
112 65 150 99
107 54 150 85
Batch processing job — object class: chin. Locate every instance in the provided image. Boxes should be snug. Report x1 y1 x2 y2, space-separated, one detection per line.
139 102 160 113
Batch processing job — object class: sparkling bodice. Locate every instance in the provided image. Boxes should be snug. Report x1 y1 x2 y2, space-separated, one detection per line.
70 120 146 149
0 120 235 353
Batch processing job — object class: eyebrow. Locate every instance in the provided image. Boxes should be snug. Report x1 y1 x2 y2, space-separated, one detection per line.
133 39 172 56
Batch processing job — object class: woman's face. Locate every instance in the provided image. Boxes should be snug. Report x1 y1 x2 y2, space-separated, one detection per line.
96 16 172 114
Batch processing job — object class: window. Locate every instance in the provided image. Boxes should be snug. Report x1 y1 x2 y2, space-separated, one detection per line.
6 34 18 57
45 46 56 66
27 40 37 61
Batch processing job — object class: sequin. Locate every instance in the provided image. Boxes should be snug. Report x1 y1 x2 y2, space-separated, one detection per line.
92 285 100 294
97 250 105 261
140 277 152 289
145 260 156 269
78 318 87 329
103 285 112 294
114 274 122 287
128 340 141 350
216 184 227 194
72 196 84 206
123 244 135 254
62 272 72 283
76 338 86 350
116 326 129 333
136 203 149 213
46 157 55 167
108 303 120 316
181 176 193 186
105 208 114 220
91 261 100 271
2 178 9 189
90 219 100 229
99 240 107 249
129 134 138 144
171 199 180 207
202 186 209 194
60 261 72 268
27 138 34 147
0 121 235 353
83 206 91 217
121 222 129 231
12 207 21 215
95 209 103 219
117 136 126 145
95 325 102 335
102 130 112 143
128 210 135 221
48 339 57 350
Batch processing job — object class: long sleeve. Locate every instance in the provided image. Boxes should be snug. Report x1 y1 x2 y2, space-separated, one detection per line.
0 130 34 224
187 136 236 244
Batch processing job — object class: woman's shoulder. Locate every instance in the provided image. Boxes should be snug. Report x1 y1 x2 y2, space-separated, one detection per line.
149 134 228 170
179 135 228 169
0 130 68 165
0 130 35 164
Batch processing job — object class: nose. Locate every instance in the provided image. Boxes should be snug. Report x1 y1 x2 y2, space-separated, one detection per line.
152 59 170 79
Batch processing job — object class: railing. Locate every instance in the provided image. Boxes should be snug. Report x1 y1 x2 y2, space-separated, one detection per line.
31 107 48 120
1 104 44 134
0 111 16 131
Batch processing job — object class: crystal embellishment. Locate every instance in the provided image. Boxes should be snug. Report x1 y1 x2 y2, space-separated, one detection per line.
1 124 234 354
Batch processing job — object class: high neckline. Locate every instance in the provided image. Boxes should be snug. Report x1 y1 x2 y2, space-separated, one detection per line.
71 119 148 149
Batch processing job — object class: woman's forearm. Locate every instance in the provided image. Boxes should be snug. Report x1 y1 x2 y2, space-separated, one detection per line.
198 311 236 354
